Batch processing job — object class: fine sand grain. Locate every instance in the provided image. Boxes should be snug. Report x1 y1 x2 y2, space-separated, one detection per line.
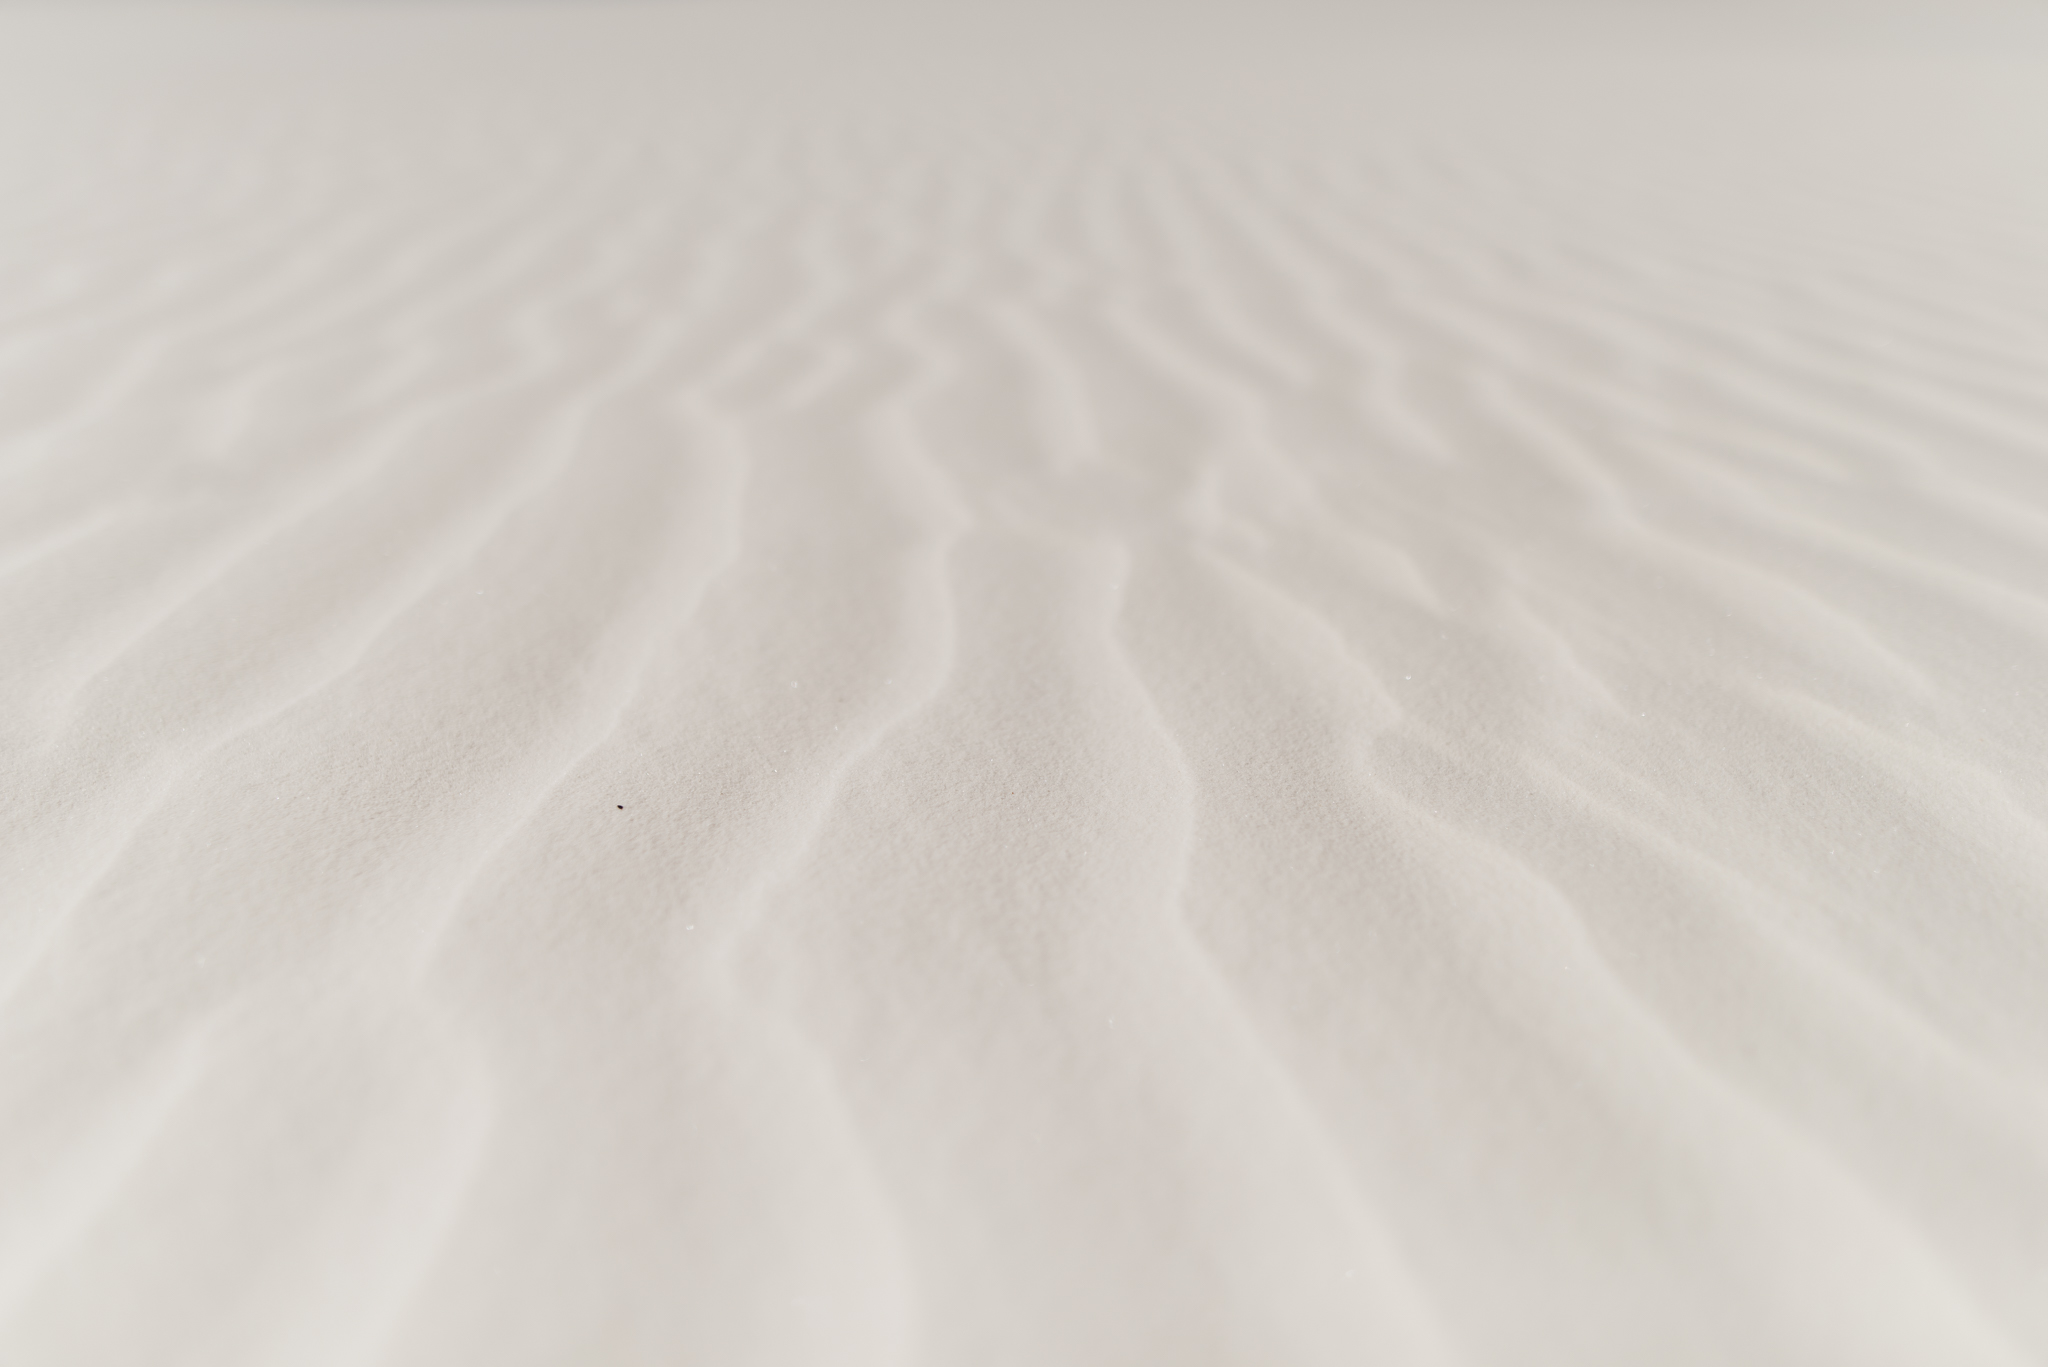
3 3 2048 1364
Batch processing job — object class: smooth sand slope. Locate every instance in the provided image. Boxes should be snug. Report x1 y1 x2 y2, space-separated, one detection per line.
3 3 2048 1364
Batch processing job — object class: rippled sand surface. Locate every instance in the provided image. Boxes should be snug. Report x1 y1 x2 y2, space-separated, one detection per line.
3 3 2048 1363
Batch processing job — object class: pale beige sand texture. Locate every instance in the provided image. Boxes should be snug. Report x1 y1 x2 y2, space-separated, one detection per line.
3 3 2048 1364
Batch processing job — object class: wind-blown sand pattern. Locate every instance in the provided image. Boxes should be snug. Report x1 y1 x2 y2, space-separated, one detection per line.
3 3 2048 1363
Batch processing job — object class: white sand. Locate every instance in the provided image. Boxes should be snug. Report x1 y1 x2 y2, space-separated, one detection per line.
3 2 2048 1362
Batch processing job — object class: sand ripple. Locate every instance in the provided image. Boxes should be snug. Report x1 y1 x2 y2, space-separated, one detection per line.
3 5 2048 1364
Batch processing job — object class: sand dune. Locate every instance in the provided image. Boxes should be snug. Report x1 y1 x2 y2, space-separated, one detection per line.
3 3 2048 1364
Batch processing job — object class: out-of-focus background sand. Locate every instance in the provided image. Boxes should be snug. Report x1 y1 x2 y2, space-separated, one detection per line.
3 3 2047 1363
